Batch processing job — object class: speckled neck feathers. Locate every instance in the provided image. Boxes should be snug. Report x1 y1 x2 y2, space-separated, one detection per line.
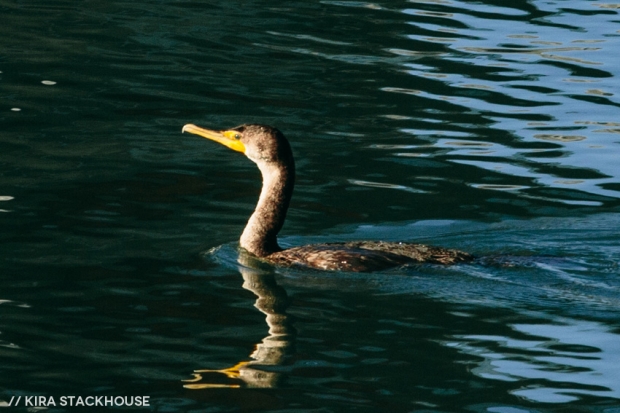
238 125 295 257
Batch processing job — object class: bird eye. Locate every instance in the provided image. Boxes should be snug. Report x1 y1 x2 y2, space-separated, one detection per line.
234 134 241 140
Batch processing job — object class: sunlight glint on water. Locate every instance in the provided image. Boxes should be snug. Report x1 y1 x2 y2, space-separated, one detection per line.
1 0 619 411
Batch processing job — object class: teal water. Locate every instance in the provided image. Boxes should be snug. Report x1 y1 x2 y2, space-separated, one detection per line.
1 0 620 411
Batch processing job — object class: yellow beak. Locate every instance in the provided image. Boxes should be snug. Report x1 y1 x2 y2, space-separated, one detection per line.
182 124 246 154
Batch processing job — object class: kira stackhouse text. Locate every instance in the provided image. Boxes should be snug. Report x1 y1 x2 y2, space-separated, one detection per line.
7 395 150 407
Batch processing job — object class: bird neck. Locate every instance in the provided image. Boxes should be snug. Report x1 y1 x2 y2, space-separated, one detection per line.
240 161 295 257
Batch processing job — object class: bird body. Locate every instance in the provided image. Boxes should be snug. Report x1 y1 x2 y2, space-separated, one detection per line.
182 123 473 272
267 241 472 272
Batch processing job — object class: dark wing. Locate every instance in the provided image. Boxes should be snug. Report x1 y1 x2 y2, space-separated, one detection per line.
267 241 472 272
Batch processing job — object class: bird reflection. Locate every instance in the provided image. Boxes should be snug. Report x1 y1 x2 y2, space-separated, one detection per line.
183 253 296 389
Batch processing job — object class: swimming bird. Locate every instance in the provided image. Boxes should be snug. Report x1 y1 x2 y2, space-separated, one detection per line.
182 123 473 272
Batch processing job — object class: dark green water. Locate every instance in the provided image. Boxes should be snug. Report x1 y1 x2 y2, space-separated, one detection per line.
2 0 620 411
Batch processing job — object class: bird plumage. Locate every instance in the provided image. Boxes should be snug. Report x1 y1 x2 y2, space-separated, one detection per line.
182 123 473 272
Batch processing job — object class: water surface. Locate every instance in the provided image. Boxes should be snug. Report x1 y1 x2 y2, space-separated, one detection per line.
1 0 620 411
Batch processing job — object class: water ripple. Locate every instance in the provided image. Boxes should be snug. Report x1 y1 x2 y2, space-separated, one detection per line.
447 319 620 403
1 1 620 410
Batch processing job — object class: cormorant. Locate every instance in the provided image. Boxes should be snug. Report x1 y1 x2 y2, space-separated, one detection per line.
182 123 473 272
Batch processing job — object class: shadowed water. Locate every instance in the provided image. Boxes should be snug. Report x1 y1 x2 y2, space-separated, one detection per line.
1 0 620 412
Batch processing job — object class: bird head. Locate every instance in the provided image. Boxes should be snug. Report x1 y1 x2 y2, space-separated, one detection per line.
182 123 293 166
